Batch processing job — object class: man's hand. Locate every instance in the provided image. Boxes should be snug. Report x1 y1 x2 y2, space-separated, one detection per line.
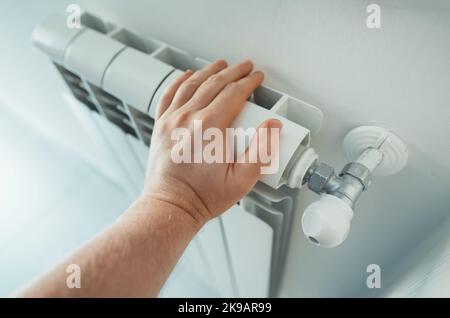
20 59 282 298
143 59 282 225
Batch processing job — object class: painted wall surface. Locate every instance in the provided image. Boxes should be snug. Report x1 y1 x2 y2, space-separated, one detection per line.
382 216 450 297
1 0 450 296
0 0 116 175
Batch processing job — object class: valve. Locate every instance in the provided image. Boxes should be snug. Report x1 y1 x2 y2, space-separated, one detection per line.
301 126 408 248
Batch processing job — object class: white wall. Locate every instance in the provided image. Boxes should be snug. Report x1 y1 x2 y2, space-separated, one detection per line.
2 0 450 296
382 216 450 297
0 0 112 173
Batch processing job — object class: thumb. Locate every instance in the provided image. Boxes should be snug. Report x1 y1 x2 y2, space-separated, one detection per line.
231 119 282 185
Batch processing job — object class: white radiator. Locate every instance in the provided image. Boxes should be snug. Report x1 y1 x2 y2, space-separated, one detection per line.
32 11 324 297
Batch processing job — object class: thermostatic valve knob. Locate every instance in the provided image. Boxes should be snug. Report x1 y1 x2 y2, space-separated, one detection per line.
302 194 353 248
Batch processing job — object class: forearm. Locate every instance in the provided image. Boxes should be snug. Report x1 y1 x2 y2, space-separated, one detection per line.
20 197 203 297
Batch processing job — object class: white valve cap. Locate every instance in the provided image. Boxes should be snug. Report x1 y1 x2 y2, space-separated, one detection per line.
302 194 354 248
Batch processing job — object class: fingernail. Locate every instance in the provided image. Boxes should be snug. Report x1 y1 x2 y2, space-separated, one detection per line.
216 59 227 67
254 70 265 77
269 119 283 130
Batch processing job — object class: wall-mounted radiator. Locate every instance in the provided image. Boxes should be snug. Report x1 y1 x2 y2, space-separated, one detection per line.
32 12 325 297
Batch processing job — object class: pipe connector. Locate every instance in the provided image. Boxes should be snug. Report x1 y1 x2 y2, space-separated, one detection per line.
301 126 408 248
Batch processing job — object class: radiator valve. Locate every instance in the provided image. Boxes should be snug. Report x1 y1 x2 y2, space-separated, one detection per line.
301 126 408 248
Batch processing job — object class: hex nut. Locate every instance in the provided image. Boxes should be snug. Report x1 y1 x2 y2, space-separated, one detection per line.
308 163 335 194
340 162 372 190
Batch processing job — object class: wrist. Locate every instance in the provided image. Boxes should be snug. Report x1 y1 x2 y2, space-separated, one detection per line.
145 195 206 228
122 195 205 237
142 176 213 226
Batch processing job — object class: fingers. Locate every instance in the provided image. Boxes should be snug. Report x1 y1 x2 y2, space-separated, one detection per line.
169 59 227 110
205 70 264 126
155 70 193 120
186 60 254 111
231 119 282 185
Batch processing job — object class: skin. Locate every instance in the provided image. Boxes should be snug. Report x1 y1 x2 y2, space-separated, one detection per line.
20 59 282 297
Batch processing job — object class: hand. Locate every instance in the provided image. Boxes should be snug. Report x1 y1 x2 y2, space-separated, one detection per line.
19 61 283 298
142 60 282 225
